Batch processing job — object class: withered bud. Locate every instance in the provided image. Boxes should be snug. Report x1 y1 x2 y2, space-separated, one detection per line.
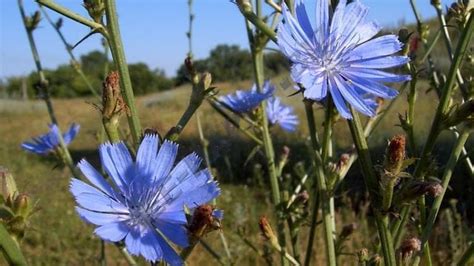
101 71 127 119
384 135 406 175
188 204 221 238
25 11 41 32
293 191 309 207
259 216 278 245
340 223 358 239
337 153 350 170
0 167 17 200
357 248 369 263
369 255 382 266
83 0 105 23
399 237 421 259
396 181 443 204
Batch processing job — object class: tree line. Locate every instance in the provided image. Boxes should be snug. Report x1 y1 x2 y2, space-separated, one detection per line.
1 44 289 99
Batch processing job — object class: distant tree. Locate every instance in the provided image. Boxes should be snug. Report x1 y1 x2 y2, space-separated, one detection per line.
175 44 289 85
2 50 173 98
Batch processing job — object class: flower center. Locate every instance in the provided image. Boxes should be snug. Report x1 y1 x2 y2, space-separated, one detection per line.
128 205 151 226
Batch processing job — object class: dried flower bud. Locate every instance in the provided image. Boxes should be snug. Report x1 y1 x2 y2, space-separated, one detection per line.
259 216 278 246
395 181 443 205
369 255 382 266
399 237 421 259
188 204 221 238
0 167 17 200
357 248 369 263
340 223 358 239
293 191 309 207
384 135 406 175
101 71 127 119
83 0 105 23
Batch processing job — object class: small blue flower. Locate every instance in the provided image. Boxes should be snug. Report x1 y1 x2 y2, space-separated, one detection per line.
277 0 410 119
219 81 274 113
266 97 299 132
21 123 80 154
70 135 220 265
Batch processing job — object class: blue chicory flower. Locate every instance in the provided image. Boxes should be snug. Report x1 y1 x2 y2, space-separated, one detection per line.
219 81 274 113
70 134 220 265
266 97 299 132
21 123 80 154
277 0 410 119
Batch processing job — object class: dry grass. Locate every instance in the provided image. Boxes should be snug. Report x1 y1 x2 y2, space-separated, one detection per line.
0 78 464 265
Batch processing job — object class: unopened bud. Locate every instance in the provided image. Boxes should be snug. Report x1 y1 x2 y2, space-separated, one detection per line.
13 193 31 217
188 204 221 238
0 167 17 200
55 18 63 29
259 216 278 246
25 11 41 32
399 237 421 259
83 0 105 23
101 71 127 119
384 135 406 175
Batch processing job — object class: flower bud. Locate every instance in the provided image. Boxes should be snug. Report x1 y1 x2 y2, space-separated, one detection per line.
398 28 410 44
258 216 278 246
383 135 406 175
101 71 127 119
357 248 369 263
394 180 443 205
369 254 382 266
55 18 63 29
188 204 221 238
83 0 105 23
12 193 31 218
25 11 41 32
0 167 17 200
399 237 421 259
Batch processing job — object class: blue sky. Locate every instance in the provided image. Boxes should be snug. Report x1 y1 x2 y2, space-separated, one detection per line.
0 0 448 79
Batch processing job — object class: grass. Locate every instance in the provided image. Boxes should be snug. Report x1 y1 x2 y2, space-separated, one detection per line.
1 77 472 265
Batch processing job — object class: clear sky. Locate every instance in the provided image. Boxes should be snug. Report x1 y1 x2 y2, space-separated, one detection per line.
0 0 449 79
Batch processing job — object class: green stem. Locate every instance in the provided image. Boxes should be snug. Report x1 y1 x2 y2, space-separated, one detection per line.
457 242 474 266
347 107 396 266
104 0 142 145
237 1 277 43
36 0 104 31
304 101 337 266
0 223 27 266
413 131 470 264
392 10 474 247
432 2 468 99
